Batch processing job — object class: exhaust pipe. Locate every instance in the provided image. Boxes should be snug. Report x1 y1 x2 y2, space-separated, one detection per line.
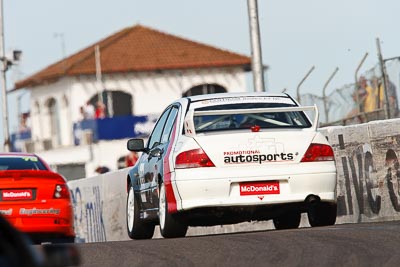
305 195 320 205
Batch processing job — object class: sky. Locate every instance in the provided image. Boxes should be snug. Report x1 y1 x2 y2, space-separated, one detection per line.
1 0 400 145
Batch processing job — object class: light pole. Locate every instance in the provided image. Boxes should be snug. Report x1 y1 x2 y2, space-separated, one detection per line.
0 0 9 152
0 0 21 151
247 0 265 92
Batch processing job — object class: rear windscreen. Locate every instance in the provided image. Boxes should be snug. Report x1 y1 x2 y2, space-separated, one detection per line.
193 103 312 133
0 156 47 171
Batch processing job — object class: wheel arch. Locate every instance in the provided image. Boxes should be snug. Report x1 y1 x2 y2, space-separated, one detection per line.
158 174 163 189
127 174 133 193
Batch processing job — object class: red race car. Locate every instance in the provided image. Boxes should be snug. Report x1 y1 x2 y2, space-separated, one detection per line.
0 153 75 243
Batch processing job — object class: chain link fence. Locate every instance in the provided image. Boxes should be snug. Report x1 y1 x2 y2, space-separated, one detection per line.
299 60 400 126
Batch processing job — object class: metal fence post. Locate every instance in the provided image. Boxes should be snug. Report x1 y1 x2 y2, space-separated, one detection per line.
354 53 369 114
322 67 339 123
296 66 315 104
376 38 390 119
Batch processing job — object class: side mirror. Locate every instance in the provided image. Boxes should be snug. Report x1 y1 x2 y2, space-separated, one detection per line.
127 139 145 152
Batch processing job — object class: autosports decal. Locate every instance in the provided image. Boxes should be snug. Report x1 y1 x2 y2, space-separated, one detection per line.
240 181 280 195
228 136 287 154
223 150 295 164
19 208 60 216
2 189 33 200
0 208 12 215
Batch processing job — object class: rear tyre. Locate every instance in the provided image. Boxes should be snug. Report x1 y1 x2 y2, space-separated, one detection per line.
273 212 301 230
158 182 188 238
126 184 155 239
307 202 337 227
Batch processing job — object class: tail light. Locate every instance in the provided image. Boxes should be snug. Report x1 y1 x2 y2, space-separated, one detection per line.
301 143 334 162
54 184 70 199
175 148 215 168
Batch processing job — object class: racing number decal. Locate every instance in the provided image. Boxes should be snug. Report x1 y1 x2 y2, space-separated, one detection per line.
22 156 38 162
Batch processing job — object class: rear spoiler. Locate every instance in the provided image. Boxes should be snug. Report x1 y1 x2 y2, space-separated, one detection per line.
184 105 319 136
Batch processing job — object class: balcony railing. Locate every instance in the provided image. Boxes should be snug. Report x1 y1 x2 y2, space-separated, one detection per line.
10 130 32 152
10 114 158 152
73 115 157 145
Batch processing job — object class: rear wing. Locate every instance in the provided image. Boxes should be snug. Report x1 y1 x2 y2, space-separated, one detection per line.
184 105 319 137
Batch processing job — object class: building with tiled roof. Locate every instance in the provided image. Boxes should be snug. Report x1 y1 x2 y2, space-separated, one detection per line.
15 24 250 89
13 24 251 179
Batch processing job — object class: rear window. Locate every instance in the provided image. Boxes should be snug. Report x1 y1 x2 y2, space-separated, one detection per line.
193 103 312 133
0 156 48 171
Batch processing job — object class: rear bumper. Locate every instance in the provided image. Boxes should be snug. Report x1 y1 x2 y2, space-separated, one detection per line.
0 201 75 237
173 163 337 211
9 217 75 237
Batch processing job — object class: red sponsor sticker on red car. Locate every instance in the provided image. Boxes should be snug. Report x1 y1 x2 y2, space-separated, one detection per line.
2 189 33 200
240 181 280 195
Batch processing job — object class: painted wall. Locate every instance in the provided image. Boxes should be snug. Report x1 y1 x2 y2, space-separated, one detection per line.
321 119 400 223
68 169 129 243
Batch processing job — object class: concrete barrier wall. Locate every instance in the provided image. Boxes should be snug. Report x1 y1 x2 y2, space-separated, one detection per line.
322 118 400 224
68 118 400 242
68 169 129 243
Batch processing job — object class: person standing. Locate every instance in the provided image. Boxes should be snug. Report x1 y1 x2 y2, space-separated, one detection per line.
361 76 377 113
83 101 95 119
125 151 139 167
95 101 106 119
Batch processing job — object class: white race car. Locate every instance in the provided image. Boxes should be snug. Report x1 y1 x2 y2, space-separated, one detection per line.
126 92 337 239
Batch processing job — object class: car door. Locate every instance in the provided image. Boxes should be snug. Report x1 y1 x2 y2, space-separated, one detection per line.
144 106 179 210
138 106 176 209
138 108 171 210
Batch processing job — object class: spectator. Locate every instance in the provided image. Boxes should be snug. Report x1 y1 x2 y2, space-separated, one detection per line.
125 151 139 167
371 76 382 109
19 112 31 132
117 156 127 169
361 76 377 113
79 106 85 121
95 101 106 119
95 166 110 174
83 101 95 119
346 77 368 118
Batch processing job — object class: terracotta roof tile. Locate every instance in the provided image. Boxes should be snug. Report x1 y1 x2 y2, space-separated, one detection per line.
14 24 251 90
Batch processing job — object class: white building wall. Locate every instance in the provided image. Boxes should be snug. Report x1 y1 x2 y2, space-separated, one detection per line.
72 68 248 118
59 94 73 146
27 67 248 176
30 78 74 149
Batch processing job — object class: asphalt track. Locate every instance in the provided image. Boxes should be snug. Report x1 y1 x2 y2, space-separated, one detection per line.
75 221 400 267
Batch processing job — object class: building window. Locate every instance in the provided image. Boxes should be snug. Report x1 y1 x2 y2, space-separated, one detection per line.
46 98 60 145
89 90 133 117
34 101 40 115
